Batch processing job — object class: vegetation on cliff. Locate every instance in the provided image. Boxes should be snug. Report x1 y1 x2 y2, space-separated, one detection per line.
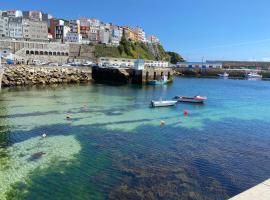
94 38 184 63
166 51 185 64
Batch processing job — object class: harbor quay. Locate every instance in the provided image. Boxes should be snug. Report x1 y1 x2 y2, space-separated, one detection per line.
0 64 173 87
175 68 270 78
92 66 173 84
229 179 270 200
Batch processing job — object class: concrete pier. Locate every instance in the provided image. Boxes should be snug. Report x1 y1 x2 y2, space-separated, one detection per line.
92 66 173 85
229 179 270 200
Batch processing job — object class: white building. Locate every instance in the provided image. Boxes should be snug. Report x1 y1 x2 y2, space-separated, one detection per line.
176 61 223 69
134 27 146 43
98 57 135 68
110 26 123 45
99 28 110 44
69 20 80 33
8 17 23 38
147 35 160 44
89 18 100 27
134 59 145 70
145 60 169 68
98 57 168 69
88 26 99 43
0 16 9 37
2 10 23 18
23 11 42 21
55 20 70 41
65 32 82 43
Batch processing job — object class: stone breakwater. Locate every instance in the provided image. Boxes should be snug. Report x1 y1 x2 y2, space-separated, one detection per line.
2 65 92 87
174 68 270 78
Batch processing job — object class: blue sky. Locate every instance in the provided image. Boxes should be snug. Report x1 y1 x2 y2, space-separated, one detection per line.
2 0 270 61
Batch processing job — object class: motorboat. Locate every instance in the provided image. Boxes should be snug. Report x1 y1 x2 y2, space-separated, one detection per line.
151 100 177 107
148 75 171 85
174 96 207 103
246 72 262 79
218 72 229 78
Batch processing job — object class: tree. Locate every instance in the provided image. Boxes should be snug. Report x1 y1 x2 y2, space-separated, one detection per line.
166 51 185 64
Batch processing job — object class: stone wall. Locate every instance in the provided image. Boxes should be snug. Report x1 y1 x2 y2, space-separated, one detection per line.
2 65 92 87
174 68 270 78
92 67 174 85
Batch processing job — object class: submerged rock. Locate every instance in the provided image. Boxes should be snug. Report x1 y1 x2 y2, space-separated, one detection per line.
27 152 46 162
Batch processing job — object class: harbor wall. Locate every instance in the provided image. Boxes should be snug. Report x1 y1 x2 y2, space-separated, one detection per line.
175 68 270 78
92 67 173 84
1 65 92 87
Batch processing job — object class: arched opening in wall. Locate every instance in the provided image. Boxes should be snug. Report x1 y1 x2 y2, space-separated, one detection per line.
168 72 171 79
146 71 149 81
35 51 39 55
57 52 60 56
40 51 44 55
65 53 69 56
26 50 30 55
49 52 52 55
154 72 156 80
61 52 65 56
30 51 34 55
44 51 48 55
53 52 56 56
161 72 163 77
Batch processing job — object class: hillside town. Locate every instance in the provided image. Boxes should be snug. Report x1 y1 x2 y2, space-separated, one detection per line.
0 10 160 45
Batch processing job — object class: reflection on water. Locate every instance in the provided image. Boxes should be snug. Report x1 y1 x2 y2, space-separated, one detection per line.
0 78 270 200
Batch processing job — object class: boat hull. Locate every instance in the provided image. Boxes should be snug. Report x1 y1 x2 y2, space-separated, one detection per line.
175 96 207 103
151 100 177 107
148 80 168 85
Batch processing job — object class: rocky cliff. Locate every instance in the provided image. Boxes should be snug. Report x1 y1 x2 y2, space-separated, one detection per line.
2 65 92 87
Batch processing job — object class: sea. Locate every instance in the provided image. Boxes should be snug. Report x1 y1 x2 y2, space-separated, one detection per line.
0 77 270 200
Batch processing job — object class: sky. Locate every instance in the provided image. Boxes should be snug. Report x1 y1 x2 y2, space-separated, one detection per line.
2 0 270 61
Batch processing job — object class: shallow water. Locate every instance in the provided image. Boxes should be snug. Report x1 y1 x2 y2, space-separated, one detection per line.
0 77 270 200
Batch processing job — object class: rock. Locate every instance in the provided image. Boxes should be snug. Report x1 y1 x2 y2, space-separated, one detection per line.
1 65 92 87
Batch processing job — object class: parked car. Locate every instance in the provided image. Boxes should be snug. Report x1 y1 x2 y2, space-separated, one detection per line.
48 62 59 66
82 61 93 66
62 63 72 67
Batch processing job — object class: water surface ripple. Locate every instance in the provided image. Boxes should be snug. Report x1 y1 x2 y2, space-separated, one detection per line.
0 78 270 200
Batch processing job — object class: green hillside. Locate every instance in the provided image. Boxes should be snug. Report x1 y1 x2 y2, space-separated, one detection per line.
94 38 184 63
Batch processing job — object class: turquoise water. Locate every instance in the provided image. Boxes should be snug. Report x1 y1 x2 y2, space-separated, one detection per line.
0 77 270 200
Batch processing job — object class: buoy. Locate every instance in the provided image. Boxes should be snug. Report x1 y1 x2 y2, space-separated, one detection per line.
184 110 189 117
66 115 71 119
42 133 47 138
160 120 165 126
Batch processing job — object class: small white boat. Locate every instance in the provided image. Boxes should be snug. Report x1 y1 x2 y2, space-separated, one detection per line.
246 72 262 79
218 72 229 78
174 96 207 103
151 100 177 107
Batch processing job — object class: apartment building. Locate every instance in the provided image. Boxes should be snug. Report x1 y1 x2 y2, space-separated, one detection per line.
134 27 146 42
22 19 48 41
69 20 80 33
65 32 82 43
0 16 9 37
8 17 23 38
